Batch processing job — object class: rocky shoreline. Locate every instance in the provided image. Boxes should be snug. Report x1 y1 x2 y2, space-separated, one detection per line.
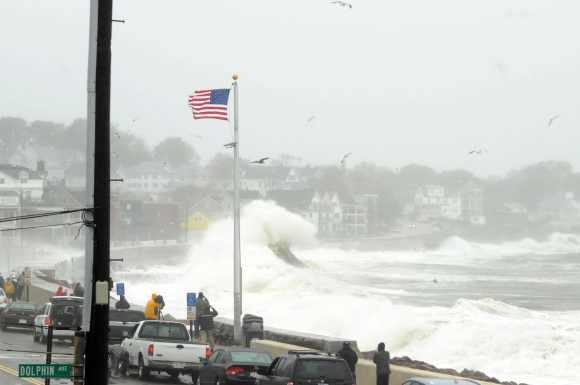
361 352 530 385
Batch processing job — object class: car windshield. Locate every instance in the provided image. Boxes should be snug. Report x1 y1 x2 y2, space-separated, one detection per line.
230 352 271 364
138 322 189 341
295 360 350 380
109 310 146 322
9 303 36 311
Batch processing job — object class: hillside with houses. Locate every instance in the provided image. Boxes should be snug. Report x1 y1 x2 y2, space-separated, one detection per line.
3 116 580 250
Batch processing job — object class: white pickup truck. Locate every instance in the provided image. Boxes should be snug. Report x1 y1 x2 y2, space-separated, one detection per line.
120 320 209 381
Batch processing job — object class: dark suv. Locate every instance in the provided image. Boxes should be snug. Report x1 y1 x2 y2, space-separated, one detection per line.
108 309 146 345
257 352 354 385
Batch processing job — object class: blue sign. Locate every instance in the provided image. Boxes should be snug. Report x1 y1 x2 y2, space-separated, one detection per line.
116 282 125 296
187 292 197 306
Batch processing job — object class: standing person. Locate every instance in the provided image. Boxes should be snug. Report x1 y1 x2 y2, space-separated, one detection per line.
373 342 390 385
55 286 66 296
196 293 217 348
16 272 25 300
73 283 85 297
115 295 130 310
155 294 165 319
4 278 16 300
145 293 164 320
337 342 358 379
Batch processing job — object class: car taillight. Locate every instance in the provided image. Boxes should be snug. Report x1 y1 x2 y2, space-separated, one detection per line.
147 344 154 356
287 382 294 385
205 346 213 359
226 366 246 376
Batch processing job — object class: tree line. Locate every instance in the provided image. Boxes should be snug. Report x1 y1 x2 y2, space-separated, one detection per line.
3 117 580 225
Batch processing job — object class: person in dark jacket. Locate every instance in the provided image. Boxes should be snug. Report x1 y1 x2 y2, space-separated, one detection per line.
73 283 84 297
196 293 217 348
373 342 390 385
115 295 130 310
337 342 358 378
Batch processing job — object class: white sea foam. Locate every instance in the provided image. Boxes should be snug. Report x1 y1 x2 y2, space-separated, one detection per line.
116 200 580 385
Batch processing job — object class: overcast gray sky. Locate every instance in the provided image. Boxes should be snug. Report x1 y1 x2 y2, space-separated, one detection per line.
1 0 580 176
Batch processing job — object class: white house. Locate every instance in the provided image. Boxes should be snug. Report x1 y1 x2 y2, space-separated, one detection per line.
0 164 45 202
308 192 343 236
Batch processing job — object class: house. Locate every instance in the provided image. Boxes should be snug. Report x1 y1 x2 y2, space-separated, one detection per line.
414 185 446 221
412 183 486 225
461 183 486 225
308 192 343 237
0 163 45 202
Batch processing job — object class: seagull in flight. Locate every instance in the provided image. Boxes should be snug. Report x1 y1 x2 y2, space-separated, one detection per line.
250 157 270 164
330 1 353 8
468 149 487 155
224 142 236 149
306 115 316 124
547 114 560 127
340 152 352 167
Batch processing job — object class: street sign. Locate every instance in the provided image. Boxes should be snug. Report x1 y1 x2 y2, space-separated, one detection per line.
187 292 197 321
19 364 72 378
187 292 197 306
116 282 125 296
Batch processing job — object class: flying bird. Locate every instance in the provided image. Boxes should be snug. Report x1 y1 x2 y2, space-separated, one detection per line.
468 149 486 155
330 1 353 8
224 142 236 149
306 115 316 124
250 157 270 164
340 152 352 167
547 114 560 127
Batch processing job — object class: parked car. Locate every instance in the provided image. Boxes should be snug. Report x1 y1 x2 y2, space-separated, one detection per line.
109 309 146 345
255 351 354 385
33 296 83 344
120 320 209 381
0 302 38 330
402 378 481 385
197 347 272 385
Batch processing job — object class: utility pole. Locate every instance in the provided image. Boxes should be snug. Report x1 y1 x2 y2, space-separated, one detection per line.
84 0 112 384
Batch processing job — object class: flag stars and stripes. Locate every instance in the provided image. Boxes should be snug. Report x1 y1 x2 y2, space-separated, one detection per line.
188 88 230 120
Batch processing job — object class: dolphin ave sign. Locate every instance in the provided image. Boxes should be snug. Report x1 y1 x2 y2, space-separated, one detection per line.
19 364 72 378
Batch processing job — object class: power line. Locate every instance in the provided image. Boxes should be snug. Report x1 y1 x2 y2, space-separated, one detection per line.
0 221 85 232
0 208 92 224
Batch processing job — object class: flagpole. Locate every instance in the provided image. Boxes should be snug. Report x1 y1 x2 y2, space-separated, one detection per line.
232 74 243 343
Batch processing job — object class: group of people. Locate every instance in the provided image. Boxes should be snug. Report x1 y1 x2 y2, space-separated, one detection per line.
338 341 391 385
0 271 27 301
145 293 166 319
54 282 85 297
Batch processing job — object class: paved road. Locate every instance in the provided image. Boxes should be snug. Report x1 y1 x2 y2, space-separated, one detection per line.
0 327 193 385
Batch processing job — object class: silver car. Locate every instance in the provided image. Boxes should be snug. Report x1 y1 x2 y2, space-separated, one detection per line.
402 378 481 385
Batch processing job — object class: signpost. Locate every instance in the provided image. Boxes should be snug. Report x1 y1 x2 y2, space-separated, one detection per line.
186 292 197 321
116 282 125 296
19 364 72 379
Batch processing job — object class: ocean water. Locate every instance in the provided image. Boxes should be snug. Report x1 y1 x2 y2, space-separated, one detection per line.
115 200 580 385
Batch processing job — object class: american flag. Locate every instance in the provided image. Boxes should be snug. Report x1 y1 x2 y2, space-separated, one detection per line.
188 88 230 120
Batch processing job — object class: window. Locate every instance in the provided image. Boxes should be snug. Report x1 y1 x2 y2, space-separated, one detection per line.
230 352 271 365
295 360 349 380
138 322 189 341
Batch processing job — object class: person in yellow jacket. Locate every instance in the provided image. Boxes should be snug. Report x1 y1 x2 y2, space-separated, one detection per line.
145 293 165 320
4 279 16 300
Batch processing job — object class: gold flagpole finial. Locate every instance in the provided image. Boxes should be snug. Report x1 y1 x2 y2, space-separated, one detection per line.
232 73 239 81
